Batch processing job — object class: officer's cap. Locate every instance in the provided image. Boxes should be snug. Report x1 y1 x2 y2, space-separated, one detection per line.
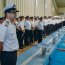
30 17 33 19
19 16 24 18
44 16 47 18
25 16 29 19
3 4 19 13
39 17 43 19
34 16 37 19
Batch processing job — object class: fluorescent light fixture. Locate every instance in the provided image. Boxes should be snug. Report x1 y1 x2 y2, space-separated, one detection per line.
53 6 54 11
45 1 47 9
45 4 47 9
36 0 38 6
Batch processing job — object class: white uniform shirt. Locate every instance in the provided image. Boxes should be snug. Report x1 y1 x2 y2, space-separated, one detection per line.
24 20 31 30
62 18 65 21
48 19 52 25
52 19 56 25
43 19 48 26
14 21 19 30
30 20 34 28
55 19 59 24
0 19 19 51
37 21 44 31
18 21 24 31
57 19 62 24
0 23 3 26
34 20 39 27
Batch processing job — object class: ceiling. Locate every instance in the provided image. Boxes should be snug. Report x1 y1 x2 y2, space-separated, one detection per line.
55 0 65 7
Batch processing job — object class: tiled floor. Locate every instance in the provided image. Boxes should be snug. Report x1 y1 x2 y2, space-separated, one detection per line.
17 38 46 56
16 27 65 65
17 41 38 56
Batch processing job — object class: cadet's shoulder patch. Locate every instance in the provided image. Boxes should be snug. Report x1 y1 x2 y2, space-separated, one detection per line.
5 21 9 27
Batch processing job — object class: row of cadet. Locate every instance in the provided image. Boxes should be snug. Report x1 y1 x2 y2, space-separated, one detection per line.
14 16 65 49
0 16 65 49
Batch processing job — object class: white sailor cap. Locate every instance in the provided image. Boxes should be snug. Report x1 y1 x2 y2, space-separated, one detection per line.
3 4 19 13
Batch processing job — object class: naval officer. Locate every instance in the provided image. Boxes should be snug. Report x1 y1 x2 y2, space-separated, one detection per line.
0 4 19 65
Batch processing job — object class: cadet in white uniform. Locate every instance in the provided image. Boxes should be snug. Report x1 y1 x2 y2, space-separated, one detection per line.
15 17 20 28
34 17 39 41
24 16 31 46
0 4 19 65
47 16 53 34
37 17 44 44
43 16 48 35
14 17 21 49
29 17 34 44
52 17 56 32
18 16 25 49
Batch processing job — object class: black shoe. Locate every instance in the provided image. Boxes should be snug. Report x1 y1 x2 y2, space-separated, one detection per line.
19 47 23 49
25 44 28 46
28 43 31 45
